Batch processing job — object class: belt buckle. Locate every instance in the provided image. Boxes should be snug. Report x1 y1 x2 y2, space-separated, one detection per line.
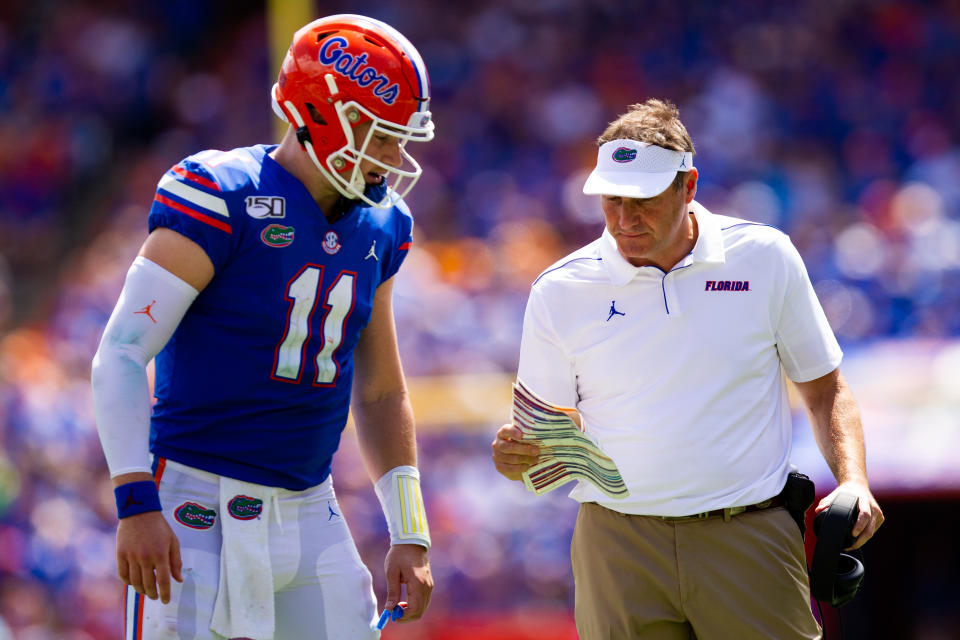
723 506 747 522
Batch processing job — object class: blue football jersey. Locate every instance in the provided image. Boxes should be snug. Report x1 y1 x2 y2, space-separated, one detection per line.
147 144 413 490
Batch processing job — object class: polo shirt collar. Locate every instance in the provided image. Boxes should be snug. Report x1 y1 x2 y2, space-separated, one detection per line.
599 229 642 286
689 200 726 265
599 200 726 286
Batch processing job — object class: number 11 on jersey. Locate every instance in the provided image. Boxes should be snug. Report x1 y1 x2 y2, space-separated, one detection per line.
273 264 356 385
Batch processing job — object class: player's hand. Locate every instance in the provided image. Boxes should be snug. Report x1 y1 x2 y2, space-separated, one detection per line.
384 544 432 622
491 424 540 481
814 482 884 550
116 510 183 603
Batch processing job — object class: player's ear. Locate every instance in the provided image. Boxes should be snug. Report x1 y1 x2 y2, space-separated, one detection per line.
684 168 698 203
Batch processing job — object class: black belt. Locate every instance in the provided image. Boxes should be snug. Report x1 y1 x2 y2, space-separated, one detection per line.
656 496 783 523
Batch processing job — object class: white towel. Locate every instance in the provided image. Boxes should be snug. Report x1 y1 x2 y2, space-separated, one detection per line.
210 477 275 640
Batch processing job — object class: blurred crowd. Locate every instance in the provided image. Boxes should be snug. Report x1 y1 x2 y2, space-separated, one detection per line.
0 0 959 637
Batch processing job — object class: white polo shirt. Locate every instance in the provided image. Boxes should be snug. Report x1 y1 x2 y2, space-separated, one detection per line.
517 201 842 516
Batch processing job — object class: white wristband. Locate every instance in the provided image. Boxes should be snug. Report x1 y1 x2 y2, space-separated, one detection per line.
374 465 431 550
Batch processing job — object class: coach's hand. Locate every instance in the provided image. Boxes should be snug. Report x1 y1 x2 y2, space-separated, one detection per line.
815 482 884 550
384 544 432 622
492 424 540 481
117 510 183 604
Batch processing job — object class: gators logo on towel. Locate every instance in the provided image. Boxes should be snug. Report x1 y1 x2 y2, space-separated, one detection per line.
174 502 217 530
228 495 263 520
612 146 637 163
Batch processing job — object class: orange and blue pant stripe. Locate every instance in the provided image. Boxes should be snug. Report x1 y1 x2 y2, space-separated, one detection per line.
123 457 166 639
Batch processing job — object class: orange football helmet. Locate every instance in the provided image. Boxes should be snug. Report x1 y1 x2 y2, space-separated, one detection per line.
272 15 434 207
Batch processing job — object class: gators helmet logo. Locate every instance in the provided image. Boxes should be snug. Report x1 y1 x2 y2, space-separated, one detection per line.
612 147 637 163
228 495 264 520
174 502 217 530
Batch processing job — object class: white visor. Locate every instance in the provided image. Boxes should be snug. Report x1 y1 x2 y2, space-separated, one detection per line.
583 139 694 198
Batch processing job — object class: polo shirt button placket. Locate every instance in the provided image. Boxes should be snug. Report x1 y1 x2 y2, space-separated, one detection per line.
661 270 684 316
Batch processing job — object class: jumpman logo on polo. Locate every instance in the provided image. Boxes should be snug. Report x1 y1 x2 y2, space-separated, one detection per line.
328 501 340 520
135 300 158 323
364 241 378 261
607 301 626 321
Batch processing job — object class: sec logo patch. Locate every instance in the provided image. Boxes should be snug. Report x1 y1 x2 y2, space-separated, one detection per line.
323 230 341 255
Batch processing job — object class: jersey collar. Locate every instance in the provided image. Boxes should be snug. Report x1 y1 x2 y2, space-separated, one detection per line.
599 200 726 286
262 148 365 233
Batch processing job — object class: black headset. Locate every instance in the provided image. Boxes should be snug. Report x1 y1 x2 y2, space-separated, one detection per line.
810 492 865 607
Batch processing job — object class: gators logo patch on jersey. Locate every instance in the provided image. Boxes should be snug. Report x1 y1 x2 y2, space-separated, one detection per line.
261 224 295 247
174 502 217 530
227 495 263 520
612 147 638 163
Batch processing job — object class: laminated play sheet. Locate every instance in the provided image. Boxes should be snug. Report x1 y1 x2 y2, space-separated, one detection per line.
512 380 629 500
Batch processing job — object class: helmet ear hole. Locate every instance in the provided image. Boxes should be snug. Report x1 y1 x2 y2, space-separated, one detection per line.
305 103 327 125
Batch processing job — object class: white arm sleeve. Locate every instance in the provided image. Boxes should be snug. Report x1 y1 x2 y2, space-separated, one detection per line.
91 256 199 477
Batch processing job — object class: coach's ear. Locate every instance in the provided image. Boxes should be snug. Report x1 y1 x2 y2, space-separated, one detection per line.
684 168 699 204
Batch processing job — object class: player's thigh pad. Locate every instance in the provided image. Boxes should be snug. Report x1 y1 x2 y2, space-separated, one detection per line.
271 482 379 640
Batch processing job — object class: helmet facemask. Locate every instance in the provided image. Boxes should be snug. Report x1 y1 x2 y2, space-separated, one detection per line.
325 100 433 208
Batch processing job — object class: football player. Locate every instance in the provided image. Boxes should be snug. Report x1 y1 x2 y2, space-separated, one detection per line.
92 15 434 639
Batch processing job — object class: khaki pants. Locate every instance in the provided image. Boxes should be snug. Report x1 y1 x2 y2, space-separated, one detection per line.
571 502 821 640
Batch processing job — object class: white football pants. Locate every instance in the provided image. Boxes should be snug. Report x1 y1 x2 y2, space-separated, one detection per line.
124 459 380 640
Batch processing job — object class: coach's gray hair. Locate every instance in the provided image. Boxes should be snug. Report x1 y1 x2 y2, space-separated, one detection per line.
598 99 696 191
